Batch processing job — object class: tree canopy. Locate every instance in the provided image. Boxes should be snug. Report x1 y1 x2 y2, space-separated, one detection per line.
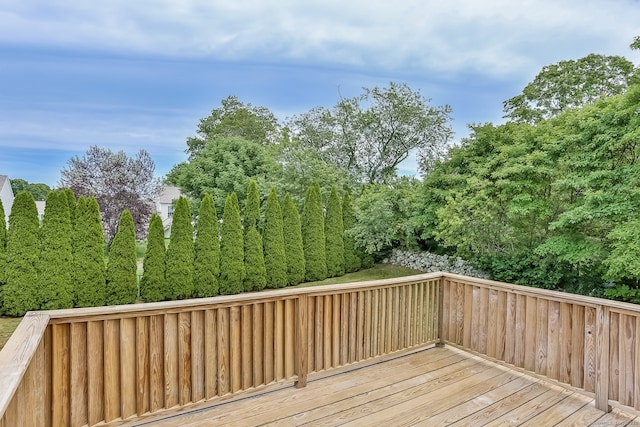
9 179 51 201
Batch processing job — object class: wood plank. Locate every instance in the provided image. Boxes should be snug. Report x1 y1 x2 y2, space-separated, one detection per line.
481 387 573 426
560 302 573 384
470 286 480 351
332 294 340 366
164 313 179 408
504 292 516 364
370 289 379 357
535 298 548 376
87 321 104 425
229 305 241 392
398 286 407 350
69 322 87 426
104 319 121 422
514 294 526 368
136 316 150 415
120 317 137 418
265 301 275 384
274 300 284 380
295 295 308 388
524 296 537 371
204 309 217 398
149 314 164 411
378 289 386 356
364 289 372 358
191 310 205 403
217 308 229 396
285 299 295 378
52 323 71 426
463 284 473 349
357 290 365 359
595 305 610 411
609 311 620 402
314 296 323 372
350 291 358 361
547 300 561 380
323 295 332 370
636 316 640 411
455 281 465 345
252 304 264 387
584 306 597 393
486 289 498 358
494 290 507 361
619 313 635 407
241 305 253 389
570 304 585 388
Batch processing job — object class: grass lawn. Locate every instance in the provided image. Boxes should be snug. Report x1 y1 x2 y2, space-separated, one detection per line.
0 263 424 352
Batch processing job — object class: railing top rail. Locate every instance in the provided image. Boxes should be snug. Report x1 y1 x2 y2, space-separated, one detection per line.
0 312 50 419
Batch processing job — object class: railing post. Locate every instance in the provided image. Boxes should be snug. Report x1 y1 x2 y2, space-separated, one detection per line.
436 276 445 347
295 295 308 388
595 304 611 412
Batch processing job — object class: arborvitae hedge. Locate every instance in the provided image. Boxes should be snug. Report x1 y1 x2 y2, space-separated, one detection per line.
282 193 305 286
324 186 345 278
165 196 194 299
244 179 261 231
39 190 74 310
106 210 138 305
220 192 245 295
3 192 40 316
0 200 6 309
73 197 106 307
139 213 166 302
263 188 287 288
302 184 327 282
193 194 220 297
62 188 77 228
244 226 267 291
342 191 361 273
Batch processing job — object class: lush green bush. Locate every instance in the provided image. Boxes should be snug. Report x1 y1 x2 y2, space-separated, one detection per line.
105 210 138 305
3 192 40 315
61 188 77 228
220 193 245 295
139 213 167 302
193 194 220 297
282 193 305 285
244 179 261 231
302 184 327 282
73 197 106 307
342 191 361 273
324 186 345 278
263 188 287 288
0 200 7 308
165 197 194 299
244 226 267 291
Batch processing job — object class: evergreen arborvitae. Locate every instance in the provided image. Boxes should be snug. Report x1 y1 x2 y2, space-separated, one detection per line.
193 194 220 297
0 200 7 311
219 192 244 295
165 196 194 299
342 191 361 273
3 192 40 316
105 210 137 305
302 184 327 282
263 188 287 288
62 188 77 228
73 197 106 307
139 213 166 302
282 193 305 285
325 186 345 278
244 179 261 231
38 190 74 310
244 226 267 291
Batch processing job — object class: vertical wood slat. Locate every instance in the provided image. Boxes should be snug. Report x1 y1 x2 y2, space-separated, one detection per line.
230 306 241 393
285 299 295 378
514 294 526 368
595 305 611 412
70 322 87 427
570 305 585 388
323 296 332 371
241 305 253 390
191 311 204 403
547 300 560 380
559 303 573 384
87 321 104 425
295 295 308 388
178 312 192 406
265 302 275 384
204 309 217 398
136 317 150 415
535 299 548 376
104 319 121 422
332 294 340 367
524 296 537 372
619 314 635 407
149 315 164 412
52 323 70 426
121 318 137 419
217 308 229 396
584 306 597 393
609 312 620 402
275 301 285 380
164 314 179 408
253 304 264 388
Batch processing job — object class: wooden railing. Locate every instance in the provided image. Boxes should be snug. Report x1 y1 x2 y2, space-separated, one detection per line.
3 272 640 426
0 275 440 427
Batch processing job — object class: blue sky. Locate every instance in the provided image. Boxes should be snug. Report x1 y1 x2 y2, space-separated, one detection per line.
1 0 639 187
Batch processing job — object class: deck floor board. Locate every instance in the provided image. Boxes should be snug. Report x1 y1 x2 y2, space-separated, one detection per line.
127 346 639 427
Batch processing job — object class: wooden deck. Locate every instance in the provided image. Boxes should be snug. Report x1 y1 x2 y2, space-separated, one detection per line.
127 346 640 427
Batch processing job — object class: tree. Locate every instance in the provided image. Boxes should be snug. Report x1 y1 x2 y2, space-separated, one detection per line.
139 214 166 302
0 200 6 309
503 54 637 123
165 197 194 299
38 190 74 310
219 192 245 295
324 187 345 277
3 192 40 316
59 145 161 241
289 82 452 181
342 191 361 273
105 210 138 305
186 95 281 157
263 188 287 288
302 184 327 281
193 194 220 297
9 178 51 201
244 226 267 291
61 188 77 228
632 36 640 51
73 197 106 307
244 179 261 231
282 193 305 285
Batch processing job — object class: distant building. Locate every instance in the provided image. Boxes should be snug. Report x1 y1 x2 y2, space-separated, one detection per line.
35 200 46 222
155 186 182 237
0 175 14 225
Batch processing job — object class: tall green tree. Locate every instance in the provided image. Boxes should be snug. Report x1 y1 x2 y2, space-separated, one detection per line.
244 226 267 291
9 179 51 201
244 179 261 231
342 191 361 273
139 214 167 302
193 194 220 297
219 193 245 295
165 197 194 299
324 187 345 277
61 188 77 228
302 184 327 281
73 197 106 307
3 192 40 315
38 190 74 310
0 200 7 309
105 210 137 305
282 193 305 285
263 188 287 288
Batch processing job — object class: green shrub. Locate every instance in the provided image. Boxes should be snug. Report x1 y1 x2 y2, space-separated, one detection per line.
244 179 261 231
165 197 194 299
263 188 287 288
0 200 7 309
139 213 166 302
220 193 245 295
342 191 361 273
325 186 345 278
193 194 220 297
302 184 327 281
283 193 305 286
244 226 267 291
106 210 138 305
73 197 106 307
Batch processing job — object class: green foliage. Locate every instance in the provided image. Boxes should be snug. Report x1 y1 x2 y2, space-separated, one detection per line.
61 188 77 228
302 184 327 281
324 187 345 277
193 194 220 297
244 226 267 291
342 191 361 273
38 190 74 310
73 197 106 307
244 179 261 231
0 200 6 309
282 193 305 285
3 192 40 315
219 193 245 295
105 210 138 305
263 188 287 288
9 178 51 201
165 197 194 299
139 214 167 302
